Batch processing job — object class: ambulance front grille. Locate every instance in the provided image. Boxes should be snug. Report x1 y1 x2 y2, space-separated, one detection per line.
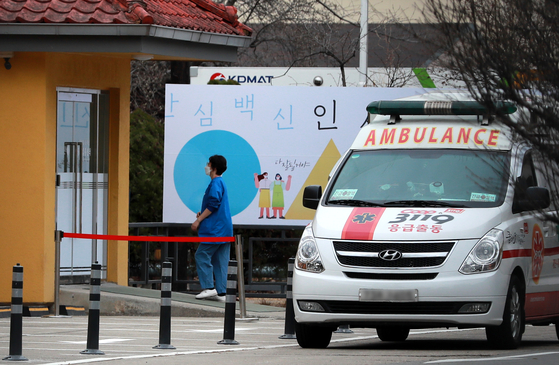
333 240 455 268
343 272 438 280
305 300 490 315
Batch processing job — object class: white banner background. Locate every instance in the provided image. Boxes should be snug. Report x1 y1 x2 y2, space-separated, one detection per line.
163 85 427 226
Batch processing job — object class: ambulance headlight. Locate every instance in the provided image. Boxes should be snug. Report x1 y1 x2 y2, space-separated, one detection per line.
296 225 324 273
459 229 504 274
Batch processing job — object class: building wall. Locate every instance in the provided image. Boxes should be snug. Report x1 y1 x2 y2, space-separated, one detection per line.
0 52 130 305
337 0 434 22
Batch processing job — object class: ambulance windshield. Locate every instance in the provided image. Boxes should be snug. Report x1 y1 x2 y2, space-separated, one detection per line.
327 149 510 208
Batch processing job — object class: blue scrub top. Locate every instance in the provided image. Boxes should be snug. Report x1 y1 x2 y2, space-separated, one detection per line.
198 176 233 243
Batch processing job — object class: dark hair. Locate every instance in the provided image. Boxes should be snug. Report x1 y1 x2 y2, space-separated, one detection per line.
257 172 268 181
209 155 227 175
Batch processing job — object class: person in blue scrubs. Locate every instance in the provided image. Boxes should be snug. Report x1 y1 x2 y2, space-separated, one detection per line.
191 155 233 301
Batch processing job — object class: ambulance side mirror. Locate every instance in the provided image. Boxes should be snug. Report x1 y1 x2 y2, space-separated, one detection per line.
303 185 322 210
514 186 550 213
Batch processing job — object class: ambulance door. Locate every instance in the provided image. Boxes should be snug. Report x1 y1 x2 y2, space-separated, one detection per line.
529 151 559 316
517 150 558 317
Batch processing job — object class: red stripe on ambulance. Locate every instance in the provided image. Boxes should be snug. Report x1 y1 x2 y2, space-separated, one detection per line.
341 208 386 240
502 247 559 259
502 249 532 259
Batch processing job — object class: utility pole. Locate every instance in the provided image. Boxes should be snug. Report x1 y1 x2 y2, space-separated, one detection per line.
359 0 368 86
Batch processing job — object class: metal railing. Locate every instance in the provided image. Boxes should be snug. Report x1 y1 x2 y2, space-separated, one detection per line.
128 223 302 297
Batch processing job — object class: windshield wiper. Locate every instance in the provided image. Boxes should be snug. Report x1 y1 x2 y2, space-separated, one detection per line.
328 199 385 207
383 200 467 208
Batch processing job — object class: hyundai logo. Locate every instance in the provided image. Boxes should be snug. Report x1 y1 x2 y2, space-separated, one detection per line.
379 249 403 261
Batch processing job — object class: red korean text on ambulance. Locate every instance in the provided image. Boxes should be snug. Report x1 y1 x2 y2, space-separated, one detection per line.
292 93 558 349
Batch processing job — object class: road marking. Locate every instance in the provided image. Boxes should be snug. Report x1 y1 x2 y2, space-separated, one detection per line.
40 328 483 365
43 347 265 365
425 351 559 363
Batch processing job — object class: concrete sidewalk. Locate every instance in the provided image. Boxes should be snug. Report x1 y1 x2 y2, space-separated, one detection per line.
59 283 286 318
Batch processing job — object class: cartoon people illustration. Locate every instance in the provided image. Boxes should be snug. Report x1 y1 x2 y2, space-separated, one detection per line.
271 174 292 219
254 172 272 218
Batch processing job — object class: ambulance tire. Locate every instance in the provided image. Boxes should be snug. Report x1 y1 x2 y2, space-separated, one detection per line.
376 326 410 341
485 275 525 349
295 322 333 348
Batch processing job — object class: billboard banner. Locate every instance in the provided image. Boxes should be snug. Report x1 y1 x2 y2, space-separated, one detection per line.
163 85 426 226
190 66 465 88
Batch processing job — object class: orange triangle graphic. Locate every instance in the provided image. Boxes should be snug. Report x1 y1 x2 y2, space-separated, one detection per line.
285 139 341 220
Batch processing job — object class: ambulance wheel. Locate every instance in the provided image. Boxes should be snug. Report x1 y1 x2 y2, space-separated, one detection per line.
295 322 333 348
485 275 525 349
376 326 410 341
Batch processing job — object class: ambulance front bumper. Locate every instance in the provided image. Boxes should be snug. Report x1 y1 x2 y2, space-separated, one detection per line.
292 267 508 328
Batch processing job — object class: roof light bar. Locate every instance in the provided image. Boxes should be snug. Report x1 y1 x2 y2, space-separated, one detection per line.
367 100 517 116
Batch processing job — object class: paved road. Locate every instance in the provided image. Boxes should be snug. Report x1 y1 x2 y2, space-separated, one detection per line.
1 316 559 364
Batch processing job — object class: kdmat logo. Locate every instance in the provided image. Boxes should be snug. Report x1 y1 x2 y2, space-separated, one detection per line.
210 73 226 81
209 72 274 84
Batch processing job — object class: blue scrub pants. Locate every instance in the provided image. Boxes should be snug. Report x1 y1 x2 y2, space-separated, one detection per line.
195 242 231 294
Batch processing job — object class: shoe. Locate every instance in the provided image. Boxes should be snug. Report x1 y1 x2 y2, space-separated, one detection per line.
207 294 225 302
195 289 217 299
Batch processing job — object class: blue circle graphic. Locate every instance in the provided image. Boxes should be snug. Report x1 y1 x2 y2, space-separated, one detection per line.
174 130 260 217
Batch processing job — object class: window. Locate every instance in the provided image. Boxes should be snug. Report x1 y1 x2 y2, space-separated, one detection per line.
327 149 510 208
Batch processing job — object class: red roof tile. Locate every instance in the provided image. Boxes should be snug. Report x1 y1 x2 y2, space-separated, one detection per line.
0 0 251 35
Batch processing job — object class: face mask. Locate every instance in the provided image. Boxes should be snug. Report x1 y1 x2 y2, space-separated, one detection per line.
205 165 211 176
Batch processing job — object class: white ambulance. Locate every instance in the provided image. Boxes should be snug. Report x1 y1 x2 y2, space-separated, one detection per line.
292 93 558 349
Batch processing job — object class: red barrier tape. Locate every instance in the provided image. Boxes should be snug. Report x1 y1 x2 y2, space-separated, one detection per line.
63 232 235 243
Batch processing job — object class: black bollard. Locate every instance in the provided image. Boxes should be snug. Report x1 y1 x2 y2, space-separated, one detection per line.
153 261 175 349
3 264 28 361
80 262 105 355
217 260 239 345
279 258 296 339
